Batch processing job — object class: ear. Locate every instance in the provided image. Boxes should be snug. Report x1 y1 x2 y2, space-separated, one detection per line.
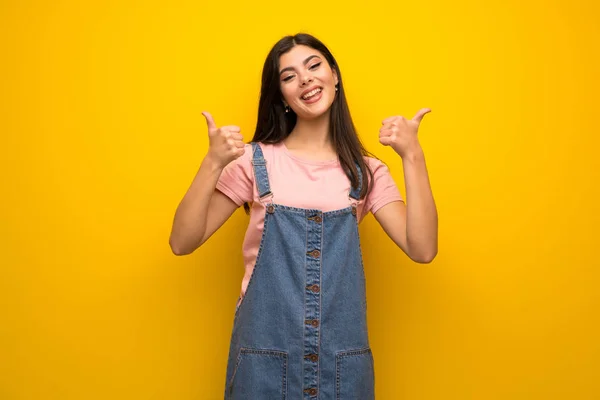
332 66 339 86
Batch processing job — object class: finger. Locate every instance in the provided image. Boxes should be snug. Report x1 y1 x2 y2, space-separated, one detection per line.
382 116 399 124
230 132 243 140
379 125 395 134
202 111 217 131
221 125 241 133
412 108 431 123
235 146 246 158
379 130 392 138
234 140 245 148
379 136 393 146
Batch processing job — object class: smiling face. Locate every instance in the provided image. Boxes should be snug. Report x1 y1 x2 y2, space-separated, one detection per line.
279 45 339 120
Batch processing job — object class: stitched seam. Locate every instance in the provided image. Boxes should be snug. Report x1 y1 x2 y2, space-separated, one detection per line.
228 347 244 396
234 201 270 322
283 352 288 400
317 213 323 397
302 213 307 399
353 210 368 314
229 348 289 399
335 348 372 399
335 354 340 400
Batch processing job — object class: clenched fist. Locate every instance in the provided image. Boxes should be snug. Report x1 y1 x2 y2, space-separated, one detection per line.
202 111 245 168
379 108 431 159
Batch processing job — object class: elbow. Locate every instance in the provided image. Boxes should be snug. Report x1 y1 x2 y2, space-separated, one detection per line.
409 248 438 264
406 235 438 264
170 242 190 256
171 246 191 256
169 237 198 256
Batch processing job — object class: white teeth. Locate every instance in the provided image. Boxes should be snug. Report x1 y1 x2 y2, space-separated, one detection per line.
302 87 322 100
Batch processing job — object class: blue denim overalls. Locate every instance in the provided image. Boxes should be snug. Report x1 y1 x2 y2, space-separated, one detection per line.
224 142 374 399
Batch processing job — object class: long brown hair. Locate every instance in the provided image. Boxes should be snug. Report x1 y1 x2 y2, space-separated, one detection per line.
244 33 376 213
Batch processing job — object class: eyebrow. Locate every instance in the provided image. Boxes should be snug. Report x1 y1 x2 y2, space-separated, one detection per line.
279 55 321 76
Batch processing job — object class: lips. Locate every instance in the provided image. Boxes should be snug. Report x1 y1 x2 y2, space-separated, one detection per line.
300 86 323 100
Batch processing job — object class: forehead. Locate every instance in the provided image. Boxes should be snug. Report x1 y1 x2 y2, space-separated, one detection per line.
279 45 324 67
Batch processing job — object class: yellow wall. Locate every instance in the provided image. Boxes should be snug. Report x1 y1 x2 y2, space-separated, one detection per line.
1 0 598 398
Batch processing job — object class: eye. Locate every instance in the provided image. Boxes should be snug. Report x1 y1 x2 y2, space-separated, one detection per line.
309 62 321 70
283 75 294 82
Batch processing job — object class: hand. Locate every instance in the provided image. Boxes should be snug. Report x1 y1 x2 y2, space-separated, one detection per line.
379 108 431 158
202 111 245 168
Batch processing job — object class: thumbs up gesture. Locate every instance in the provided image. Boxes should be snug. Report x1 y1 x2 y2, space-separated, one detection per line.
202 111 245 168
379 108 431 158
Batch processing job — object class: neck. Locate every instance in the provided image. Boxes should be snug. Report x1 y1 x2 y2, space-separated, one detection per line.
284 110 333 152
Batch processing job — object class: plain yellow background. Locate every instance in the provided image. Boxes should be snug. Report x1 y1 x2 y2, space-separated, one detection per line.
1 0 599 399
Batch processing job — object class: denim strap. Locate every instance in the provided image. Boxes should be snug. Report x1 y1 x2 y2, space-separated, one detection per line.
250 142 273 200
252 141 362 203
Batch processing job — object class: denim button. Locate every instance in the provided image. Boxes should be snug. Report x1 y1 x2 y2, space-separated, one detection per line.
305 319 319 327
351 206 357 216
308 249 320 258
304 388 318 396
266 205 275 214
306 284 320 293
307 215 322 223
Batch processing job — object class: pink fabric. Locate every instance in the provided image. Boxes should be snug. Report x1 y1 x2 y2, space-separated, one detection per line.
215 141 403 302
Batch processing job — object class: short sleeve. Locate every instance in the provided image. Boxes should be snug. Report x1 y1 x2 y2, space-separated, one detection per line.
363 157 404 215
215 143 254 207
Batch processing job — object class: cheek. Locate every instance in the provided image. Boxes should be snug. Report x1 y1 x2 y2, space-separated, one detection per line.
318 69 335 84
280 86 294 102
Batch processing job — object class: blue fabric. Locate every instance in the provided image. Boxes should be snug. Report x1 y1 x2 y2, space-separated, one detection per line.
224 142 374 399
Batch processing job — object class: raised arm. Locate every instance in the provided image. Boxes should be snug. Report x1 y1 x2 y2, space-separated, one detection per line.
375 108 438 263
169 112 245 255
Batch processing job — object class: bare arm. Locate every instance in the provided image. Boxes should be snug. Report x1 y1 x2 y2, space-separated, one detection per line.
376 108 438 263
169 155 239 255
374 146 438 263
169 111 245 255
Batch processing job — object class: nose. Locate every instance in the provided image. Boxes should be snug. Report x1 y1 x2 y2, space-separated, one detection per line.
300 74 313 86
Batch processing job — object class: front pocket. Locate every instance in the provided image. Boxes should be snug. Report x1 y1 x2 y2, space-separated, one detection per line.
336 347 375 400
229 347 288 400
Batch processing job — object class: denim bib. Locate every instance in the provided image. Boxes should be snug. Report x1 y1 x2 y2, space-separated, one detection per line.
224 142 374 400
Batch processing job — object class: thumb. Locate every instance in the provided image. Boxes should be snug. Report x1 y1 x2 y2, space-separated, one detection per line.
202 111 217 131
412 108 431 124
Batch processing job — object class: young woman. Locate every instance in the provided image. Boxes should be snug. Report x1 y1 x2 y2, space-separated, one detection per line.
169 33 438 400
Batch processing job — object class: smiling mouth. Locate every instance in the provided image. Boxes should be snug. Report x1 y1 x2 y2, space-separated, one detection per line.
301 87 323 100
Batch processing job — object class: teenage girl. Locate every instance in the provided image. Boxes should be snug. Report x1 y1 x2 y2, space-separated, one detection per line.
169 33 438 400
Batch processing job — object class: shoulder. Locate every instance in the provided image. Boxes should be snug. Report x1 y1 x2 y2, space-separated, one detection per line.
253 141 278 151
226 142 281 171
360 155 403 212
251 141 283 161
362 155 391 175
223 143 253 169
362 155 399 193
228 141 278 162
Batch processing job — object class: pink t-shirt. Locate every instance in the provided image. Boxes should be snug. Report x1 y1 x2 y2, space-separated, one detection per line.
216 141 403 303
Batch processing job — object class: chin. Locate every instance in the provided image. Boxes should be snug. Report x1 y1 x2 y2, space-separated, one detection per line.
296 100 335 120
